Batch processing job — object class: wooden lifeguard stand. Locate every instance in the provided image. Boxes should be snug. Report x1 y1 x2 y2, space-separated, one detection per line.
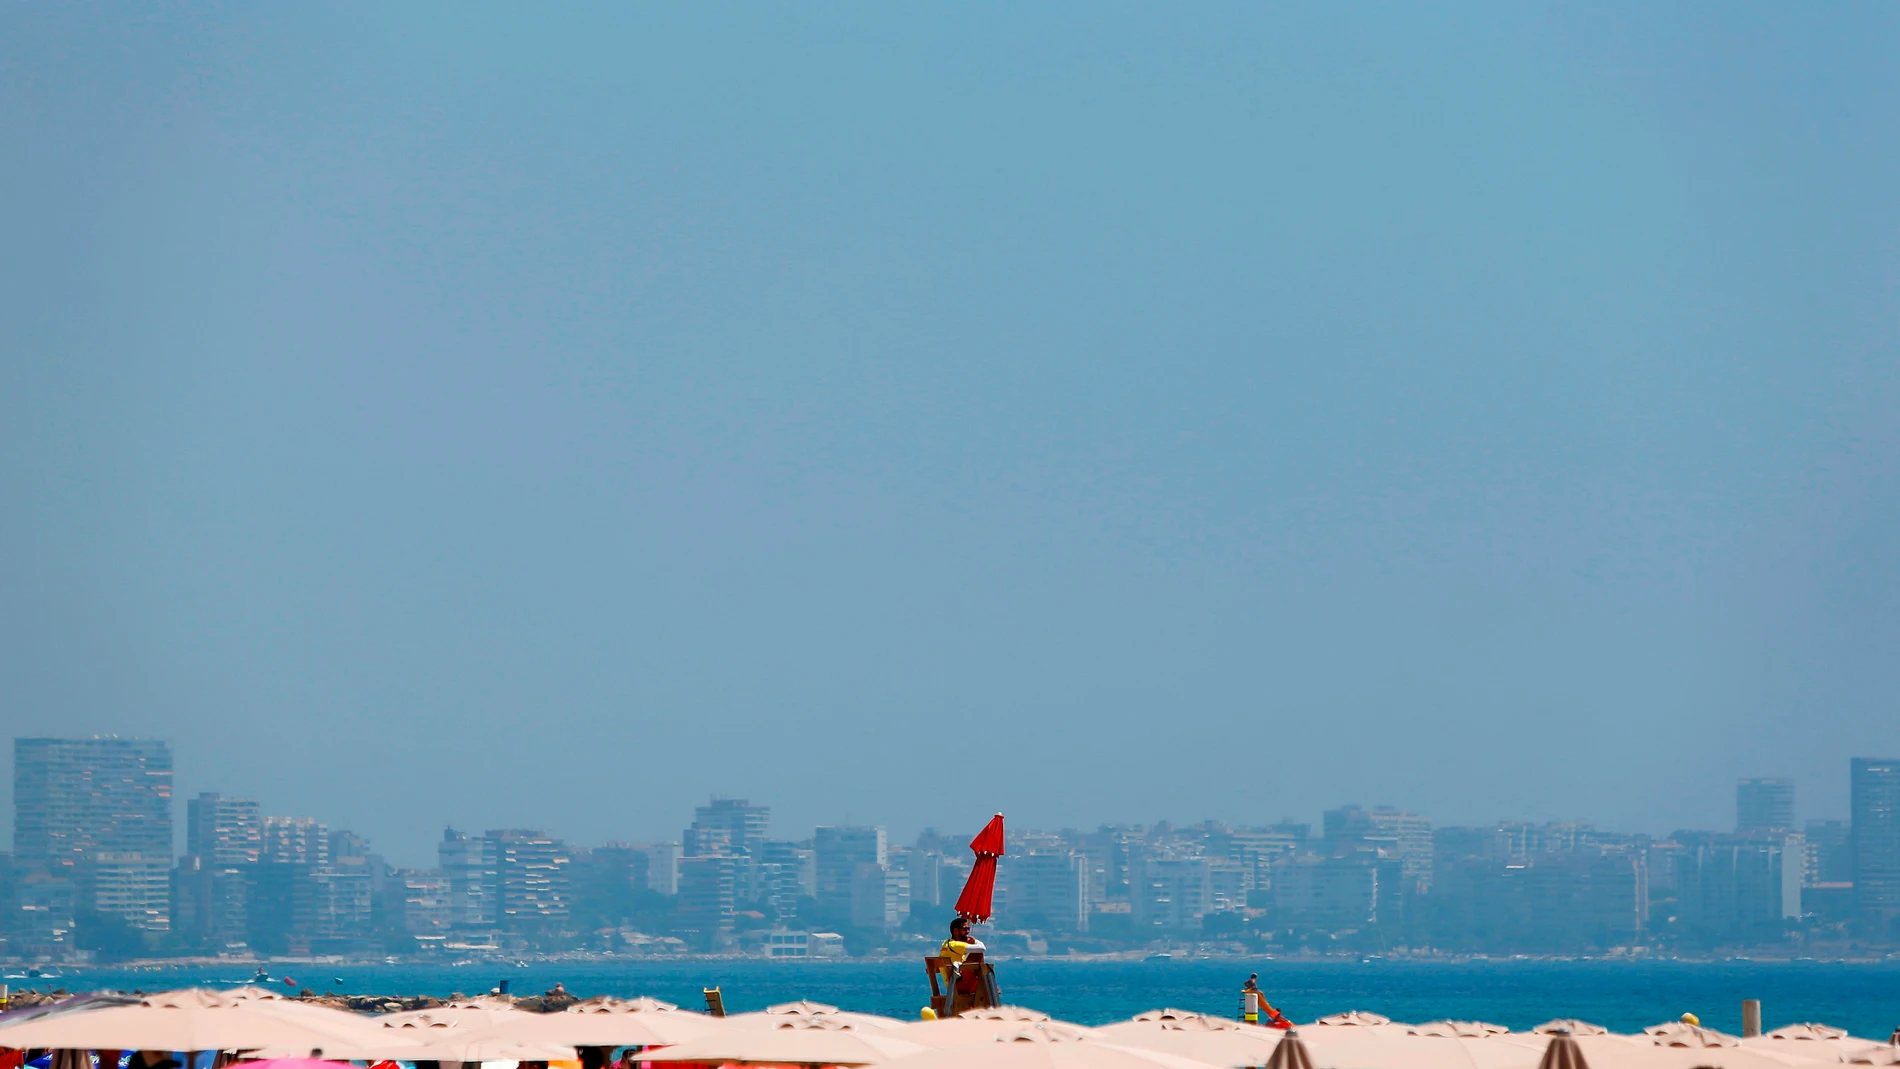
925 953 1002 1018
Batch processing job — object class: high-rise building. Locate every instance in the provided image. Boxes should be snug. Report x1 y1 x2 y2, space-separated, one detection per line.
684 799 771 858
14 737 174 866
1324 805 1433 882
1001 853 1090 931
848 861 909 930
394 869 452 937
487 829 570 929
813 826 886 917
677 855 737 949
186 793 261 867
1850 758 1900 927
1132 856 1212 931
260 816 329 867
759 839 815 921
1804 819 1853 885
642 842 682 895
439 828 498 930
1737 778 1796 833
173 854 249 950
1673 832 1803 941
13 737 173 931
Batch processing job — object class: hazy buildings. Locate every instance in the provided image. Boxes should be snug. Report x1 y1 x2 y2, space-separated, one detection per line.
439 828 498 930
813 825 886 918
187 793 262 866
488 829 570 929
1001 853 1090 932
1737 778 1796 833
1324 805 1433 883
684 798 770 858
13 737 173 933
676 855 737 949
261 816 329 867
1851 757 1900 929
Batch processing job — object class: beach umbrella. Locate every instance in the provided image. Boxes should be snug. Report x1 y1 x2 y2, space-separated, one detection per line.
1294 1031 1545 1069
568 997 681 1014
1129 1013 1235 1026
1643 1022 1740 1048
958 1008 1049 1022
1760 1024 1849 1042
1536 1030 1587 1069
228 1059 349 1069
725 1003 906 1032
0 990 385 1055
1846 1048 1900 1066
1411 1023 1511 1039
1531 1022 1606 1037
1096 1019 1282 1068
954 814 1006 922
1262 1030 1314 1069
869 1028 1222 1069
641 1017 926 1066
894 1020 1094 1050
243 1016 576 1063
1310 1012 1393 1028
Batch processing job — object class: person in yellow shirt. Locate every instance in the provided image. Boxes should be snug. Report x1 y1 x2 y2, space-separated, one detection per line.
940 916 986 963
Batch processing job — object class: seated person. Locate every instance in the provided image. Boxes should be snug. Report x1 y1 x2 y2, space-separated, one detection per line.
940 916 985 964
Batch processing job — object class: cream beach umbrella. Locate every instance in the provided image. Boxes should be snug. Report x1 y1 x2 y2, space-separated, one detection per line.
1566 1034 1797 1069
641 1017 926 1066
0 990 387 1055
958 1008 1051 1022
1643 1021 1741 1048
1739 1023 1878 1066
725 1005 907 1033
1305 1011 1414 1039
868 1027 1224 1069
1094 1017 1283 1068
1530 1022 1607 1037
894 1021 1095 1050
1410 1023 1512 1039
245 1011 576 1062
379 995 717 1050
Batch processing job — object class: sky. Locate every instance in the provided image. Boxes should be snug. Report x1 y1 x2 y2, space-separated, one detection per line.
2 4 1898 868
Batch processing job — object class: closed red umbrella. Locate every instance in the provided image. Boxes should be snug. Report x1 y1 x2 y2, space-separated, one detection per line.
953 813 1006 922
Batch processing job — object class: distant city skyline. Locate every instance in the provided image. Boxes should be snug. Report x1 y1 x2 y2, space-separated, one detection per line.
14 735 1898 960
3 733 1880 868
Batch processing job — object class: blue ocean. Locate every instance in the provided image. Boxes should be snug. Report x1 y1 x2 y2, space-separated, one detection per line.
35 960 1900 1041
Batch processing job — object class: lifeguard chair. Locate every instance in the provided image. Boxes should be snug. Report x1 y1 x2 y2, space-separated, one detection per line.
924 952 1003 1018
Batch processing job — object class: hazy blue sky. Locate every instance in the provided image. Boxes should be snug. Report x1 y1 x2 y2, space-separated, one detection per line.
3 4 1898 866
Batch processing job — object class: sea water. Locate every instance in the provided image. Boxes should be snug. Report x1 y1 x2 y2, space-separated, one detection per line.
34 960 1900 1041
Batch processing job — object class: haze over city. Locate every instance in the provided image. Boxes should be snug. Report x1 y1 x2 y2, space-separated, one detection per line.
5 4 1900 870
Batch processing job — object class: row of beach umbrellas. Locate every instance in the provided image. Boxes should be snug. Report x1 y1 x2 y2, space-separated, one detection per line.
1 989 1895 1069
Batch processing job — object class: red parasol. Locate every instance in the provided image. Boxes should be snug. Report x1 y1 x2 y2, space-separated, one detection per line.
953 813 1006 922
